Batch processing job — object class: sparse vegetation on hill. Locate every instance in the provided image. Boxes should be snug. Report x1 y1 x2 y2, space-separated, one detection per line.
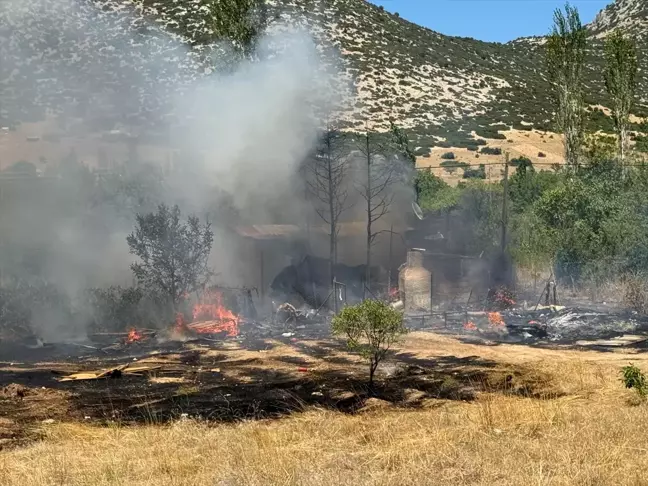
1 0 646 155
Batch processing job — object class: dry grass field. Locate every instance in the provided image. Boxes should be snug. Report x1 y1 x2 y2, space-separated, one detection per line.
1 332 648 485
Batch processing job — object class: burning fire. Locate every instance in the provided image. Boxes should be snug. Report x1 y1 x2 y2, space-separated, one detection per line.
174 312 187 334
190 290 240 337
463 321 477 331
125 328 144 344
489 287 516 310
488 311 505 328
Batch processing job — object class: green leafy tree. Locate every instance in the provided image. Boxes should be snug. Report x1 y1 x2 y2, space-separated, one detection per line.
510 211 558 289
209 0 268 61
332 299 407 390
508 160 561 213
454 180 502 255
583 133 618 164
546 3 587 170
389 121 416 167
414 169 461 213
604 29 638 165
533 166 631 280
127 204 214 313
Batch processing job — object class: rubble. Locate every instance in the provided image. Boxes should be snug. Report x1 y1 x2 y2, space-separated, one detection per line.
406 305 648 346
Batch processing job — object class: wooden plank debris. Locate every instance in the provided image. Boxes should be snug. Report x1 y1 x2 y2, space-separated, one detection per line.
58 363 162 382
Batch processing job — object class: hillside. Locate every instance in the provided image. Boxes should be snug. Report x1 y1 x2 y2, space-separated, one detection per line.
589 0 648 36
0 0 645 164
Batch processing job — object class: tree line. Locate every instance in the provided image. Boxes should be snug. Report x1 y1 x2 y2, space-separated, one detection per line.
415 2 645 302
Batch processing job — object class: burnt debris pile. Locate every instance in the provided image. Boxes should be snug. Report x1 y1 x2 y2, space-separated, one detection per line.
407 305 648 347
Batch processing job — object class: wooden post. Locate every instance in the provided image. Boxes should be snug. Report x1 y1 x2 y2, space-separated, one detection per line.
333 279 339 314
259 248 265 302
387 224 393 294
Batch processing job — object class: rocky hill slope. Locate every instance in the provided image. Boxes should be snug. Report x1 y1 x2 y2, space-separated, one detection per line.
0 0 645 159
589 0 648 37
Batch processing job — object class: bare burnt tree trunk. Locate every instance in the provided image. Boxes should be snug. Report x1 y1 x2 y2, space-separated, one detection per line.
356 126 397 298
368 354 378 393
305 121 350 302
327 135 337 290
365 132 372 295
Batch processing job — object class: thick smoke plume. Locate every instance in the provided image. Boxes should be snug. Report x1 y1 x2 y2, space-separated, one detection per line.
0 0 346 340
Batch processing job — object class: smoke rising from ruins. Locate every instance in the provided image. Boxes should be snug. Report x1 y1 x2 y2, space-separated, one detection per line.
0 0 418 340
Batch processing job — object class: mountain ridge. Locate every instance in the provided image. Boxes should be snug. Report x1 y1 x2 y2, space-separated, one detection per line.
0 0 645 163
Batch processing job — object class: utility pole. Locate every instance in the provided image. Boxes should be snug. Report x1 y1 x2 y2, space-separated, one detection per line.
387 223 393 294
500 153 509 254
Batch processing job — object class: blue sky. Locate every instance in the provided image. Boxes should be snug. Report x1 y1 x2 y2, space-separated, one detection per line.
369 0 610 43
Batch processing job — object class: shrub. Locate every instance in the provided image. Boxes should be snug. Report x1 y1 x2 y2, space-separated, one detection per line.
476 128 506 140
440 152 455 160
0 279 74 340
332 299 407 390
441 160 469 169
538 151 546 157
623 274 648 314
84 286 167 333
463 164 486 179
127 205 214 313
509 156 532 167
635 135 648 153
621 364 647 400
480 146 502 155
440 160 469 173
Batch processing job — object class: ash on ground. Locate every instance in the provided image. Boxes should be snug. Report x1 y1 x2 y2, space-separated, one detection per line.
407 306 648 346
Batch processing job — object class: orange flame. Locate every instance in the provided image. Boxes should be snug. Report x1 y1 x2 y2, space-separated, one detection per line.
463 321 477 331
126 328 144 344
189 290 239 337
488 312 505 328
174 312 187 334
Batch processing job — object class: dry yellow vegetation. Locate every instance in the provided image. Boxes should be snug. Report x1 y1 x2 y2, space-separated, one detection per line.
1 333 648 485
416 129 565 185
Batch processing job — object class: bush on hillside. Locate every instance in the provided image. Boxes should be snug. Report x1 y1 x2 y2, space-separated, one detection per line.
463 164 486 179
509 156 532 167
476 127 506 140
480 146 502 155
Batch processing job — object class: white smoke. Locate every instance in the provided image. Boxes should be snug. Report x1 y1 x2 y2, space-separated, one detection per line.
0 0 347 339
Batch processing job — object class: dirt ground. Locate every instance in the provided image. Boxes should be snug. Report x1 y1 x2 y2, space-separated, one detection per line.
0 330 643 448
2 331 648 485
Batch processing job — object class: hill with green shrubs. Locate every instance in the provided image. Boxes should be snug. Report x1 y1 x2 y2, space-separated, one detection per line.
0 0 646 156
